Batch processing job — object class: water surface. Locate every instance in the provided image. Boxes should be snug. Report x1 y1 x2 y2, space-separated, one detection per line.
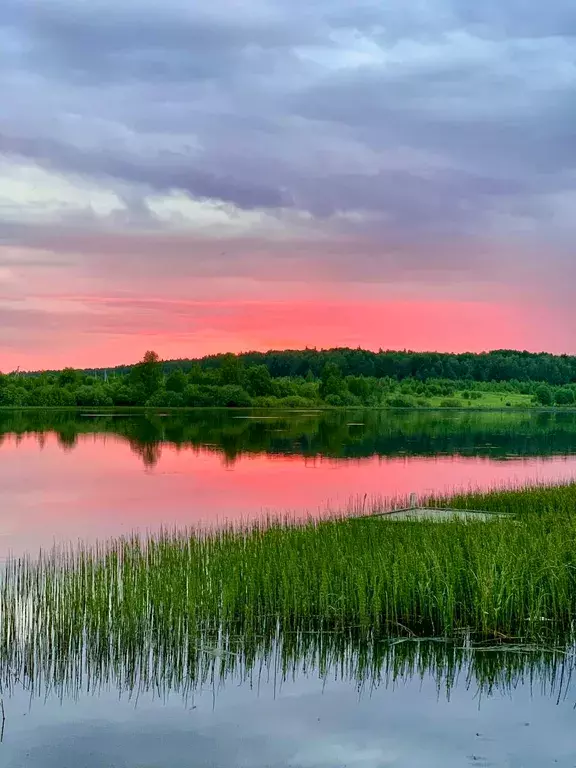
2 408 576 765
1 639 575 767
1 408 576 556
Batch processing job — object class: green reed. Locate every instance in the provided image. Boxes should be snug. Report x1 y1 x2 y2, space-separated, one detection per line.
2 482 576 703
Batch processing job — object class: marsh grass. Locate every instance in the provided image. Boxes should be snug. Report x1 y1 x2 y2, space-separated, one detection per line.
1 482 576 702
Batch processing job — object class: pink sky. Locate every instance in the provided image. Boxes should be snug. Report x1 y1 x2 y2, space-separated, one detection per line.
0 231 572 371
1 0 574 369
0 290 570 372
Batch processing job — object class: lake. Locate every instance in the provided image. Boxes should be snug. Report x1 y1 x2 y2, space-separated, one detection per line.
1 408 576 556
1 407 576 766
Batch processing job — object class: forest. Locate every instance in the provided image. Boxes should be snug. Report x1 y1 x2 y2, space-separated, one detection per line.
1 348 576 409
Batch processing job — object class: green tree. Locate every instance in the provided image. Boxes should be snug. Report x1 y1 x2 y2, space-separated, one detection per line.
188 364 204 384
534 384 553 406
219 354 245 386
166 369 187 393
58 367 80 387
555 388 575 406
246 365 273 397
129 351 163 399
319 363 345 400
346 376 372 402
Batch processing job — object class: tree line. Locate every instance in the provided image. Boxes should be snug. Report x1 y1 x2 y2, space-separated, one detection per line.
1 349 576 409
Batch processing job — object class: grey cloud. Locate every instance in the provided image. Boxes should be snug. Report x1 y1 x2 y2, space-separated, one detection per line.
0 132 289 209
454 0 576 38
0 0 574 270
325 0 576 39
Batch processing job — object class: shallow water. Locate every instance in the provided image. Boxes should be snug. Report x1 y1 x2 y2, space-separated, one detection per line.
1 408 576 556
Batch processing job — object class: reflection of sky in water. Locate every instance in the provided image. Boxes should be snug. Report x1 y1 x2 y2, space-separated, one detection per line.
3 667 576 767
1 433 576 557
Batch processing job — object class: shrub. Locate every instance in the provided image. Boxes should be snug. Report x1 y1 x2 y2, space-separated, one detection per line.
146 390 185 408
74 385 113 407
277 396 317 408
183 385 218 408
555 388 575 406
216 386 253 408
387 396 415 408
534 385 553 406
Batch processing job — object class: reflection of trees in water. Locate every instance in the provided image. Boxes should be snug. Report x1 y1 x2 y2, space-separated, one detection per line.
56 429 79 452
1 409 576 468
128 439 162 468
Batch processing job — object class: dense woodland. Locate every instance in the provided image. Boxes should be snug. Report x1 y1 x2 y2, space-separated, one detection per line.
2 348 576 408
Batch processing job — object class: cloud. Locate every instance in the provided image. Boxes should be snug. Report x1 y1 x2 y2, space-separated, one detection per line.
0 0 574 363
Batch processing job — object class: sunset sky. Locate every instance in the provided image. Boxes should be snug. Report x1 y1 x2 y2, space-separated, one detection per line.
1 0 575 370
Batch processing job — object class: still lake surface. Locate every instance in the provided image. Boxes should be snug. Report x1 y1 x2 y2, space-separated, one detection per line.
1 407 576 766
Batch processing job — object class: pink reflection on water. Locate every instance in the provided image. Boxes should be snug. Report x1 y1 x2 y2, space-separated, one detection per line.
1 433 575 556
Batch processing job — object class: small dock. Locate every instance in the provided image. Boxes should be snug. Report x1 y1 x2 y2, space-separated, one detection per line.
372 493 502 522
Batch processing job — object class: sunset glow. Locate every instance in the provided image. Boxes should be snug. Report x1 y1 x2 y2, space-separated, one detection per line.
1 1 574 369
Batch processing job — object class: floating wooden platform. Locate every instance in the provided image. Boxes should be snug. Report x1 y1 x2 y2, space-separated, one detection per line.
369 492 503 521
373 507 498 521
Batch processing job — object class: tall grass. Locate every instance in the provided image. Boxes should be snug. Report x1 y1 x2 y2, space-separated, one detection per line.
1 482 576 701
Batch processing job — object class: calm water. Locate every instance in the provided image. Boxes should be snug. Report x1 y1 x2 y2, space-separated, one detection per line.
2 641 576 767
2 407 576 766
1 408 576 556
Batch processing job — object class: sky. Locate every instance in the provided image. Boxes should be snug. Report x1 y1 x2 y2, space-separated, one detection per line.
1 0 575 370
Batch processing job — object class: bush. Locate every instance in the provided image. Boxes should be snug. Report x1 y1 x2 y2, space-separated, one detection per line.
439 398 461 408
183 385 218 408
26 386 76 407
252 396 282 408
110 386 137 406
534 384 553 406
387 396 415 408
555 388 575 406
216 386 252 408
277 396 317 408
325 394 344 407
145 390 185 408
74 385 113 407
0 385 27 406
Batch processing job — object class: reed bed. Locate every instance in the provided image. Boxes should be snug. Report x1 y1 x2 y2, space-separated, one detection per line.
1 482 576 700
